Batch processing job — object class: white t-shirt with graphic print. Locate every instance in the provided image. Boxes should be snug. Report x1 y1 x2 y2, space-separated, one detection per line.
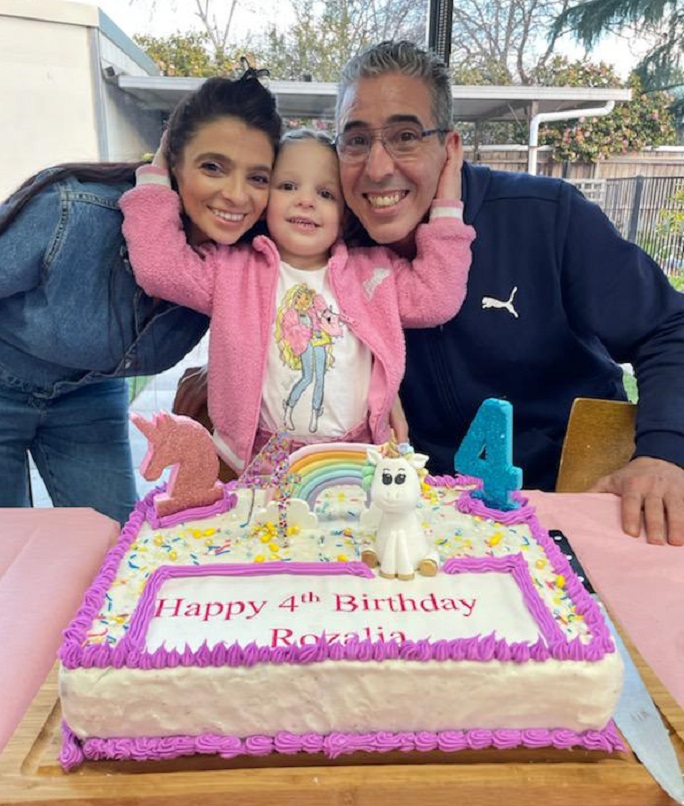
259 260 372 441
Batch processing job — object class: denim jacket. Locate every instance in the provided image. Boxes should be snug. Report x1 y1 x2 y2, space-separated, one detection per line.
0 174 208 396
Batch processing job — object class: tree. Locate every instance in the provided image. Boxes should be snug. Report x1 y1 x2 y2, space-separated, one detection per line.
551 0 684 93
134 31 246 76
535 56 676 161
129 0 240 62
449 0 573 85
253 0 424 82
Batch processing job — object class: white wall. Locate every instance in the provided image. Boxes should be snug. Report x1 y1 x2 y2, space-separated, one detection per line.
0 8 99 198
0 0 160 200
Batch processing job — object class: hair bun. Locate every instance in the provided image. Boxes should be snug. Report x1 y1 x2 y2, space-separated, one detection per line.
239 56 270 81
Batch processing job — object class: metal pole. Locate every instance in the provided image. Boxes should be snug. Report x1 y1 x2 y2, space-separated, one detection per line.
627 176 644 243
427 0 454 66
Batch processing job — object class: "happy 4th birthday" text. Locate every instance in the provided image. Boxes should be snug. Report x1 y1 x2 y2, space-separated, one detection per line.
154 591 477 623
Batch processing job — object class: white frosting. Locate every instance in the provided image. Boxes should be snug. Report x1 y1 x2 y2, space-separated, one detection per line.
61 654 623 738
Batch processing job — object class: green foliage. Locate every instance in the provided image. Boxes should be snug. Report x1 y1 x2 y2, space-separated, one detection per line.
451 61 513 87
535 56 676 162
552 0 684 95
128 375 151 403
622 369 638 402
656 185 684 237
638 185 684 270
533 55 619 88
134 32 247 77
256 6 359 82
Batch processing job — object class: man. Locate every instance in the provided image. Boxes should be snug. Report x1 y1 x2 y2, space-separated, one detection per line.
175 40 684 545
333 39 684 546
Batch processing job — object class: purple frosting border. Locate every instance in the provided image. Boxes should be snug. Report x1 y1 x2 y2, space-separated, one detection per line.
60 719 624 770
147 484 237 530
454 486 616 661
59 474 624 769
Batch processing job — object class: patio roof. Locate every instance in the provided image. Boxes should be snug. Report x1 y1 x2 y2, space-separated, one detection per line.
114 74 631 125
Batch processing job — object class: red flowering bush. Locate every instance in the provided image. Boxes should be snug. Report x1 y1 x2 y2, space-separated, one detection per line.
535 57 676 163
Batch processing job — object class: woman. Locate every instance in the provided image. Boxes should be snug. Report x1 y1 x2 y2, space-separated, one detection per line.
0 66 282 525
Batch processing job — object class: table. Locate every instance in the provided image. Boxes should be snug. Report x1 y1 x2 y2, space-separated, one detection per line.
0 508 119 752
0 494 682 805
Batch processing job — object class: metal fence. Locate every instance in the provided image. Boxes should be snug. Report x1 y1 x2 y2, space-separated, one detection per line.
569 176 684 276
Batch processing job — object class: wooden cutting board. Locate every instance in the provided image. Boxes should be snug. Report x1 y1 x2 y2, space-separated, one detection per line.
1 628 683 806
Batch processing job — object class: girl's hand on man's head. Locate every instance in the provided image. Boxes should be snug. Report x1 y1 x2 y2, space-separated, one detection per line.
435 131 463 202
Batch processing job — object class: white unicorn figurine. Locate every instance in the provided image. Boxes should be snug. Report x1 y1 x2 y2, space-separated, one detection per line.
362 445 439 581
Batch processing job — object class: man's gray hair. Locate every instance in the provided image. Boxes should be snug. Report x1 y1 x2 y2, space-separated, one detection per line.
336 40 453 134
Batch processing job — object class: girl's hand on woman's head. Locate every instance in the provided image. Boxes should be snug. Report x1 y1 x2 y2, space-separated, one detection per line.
435 132 463 202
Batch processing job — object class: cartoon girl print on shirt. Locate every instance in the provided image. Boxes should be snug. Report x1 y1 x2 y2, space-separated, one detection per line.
275 283 344 433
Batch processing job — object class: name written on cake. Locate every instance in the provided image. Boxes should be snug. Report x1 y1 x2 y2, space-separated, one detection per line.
153 590 477 648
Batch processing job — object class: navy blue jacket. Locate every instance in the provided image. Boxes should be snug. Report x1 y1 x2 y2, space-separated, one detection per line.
0 174 208 396
402 162 684 490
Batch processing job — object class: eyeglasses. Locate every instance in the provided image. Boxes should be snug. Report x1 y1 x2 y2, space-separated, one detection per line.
334 123 450 164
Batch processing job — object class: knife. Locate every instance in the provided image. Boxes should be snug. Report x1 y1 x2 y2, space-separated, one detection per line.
549 530 684 805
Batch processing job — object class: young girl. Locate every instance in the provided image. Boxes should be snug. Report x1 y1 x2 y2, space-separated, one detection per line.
120 125 475 476
0 69 281 524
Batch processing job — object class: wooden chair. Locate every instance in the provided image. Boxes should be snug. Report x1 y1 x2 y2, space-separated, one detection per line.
555 398 637 492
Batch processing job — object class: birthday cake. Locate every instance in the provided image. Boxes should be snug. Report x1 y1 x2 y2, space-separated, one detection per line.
58 410 624 769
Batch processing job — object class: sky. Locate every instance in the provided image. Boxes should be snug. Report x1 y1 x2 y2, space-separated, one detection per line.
75 0 647 79
78 0 293 43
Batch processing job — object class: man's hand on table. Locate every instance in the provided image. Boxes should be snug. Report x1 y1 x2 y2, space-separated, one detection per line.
589 456 684 546
172 365 208 420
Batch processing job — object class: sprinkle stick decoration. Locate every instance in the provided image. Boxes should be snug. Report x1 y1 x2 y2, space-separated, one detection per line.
237 433 298 542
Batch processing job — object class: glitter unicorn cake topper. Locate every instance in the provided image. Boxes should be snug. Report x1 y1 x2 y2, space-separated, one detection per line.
130 412 223 518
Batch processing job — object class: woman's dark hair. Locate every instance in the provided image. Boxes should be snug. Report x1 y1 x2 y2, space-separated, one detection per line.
165 65 282 172
0 63 282 235
0 162 142 233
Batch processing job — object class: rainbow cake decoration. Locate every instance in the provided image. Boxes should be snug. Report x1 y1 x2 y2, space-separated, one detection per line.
57 406 624 769
288 442 372 509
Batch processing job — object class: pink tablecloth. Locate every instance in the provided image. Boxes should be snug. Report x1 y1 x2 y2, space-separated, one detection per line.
0 508 118 752
528 490 684 711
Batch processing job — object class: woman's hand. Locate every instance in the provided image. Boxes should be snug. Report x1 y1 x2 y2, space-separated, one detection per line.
435 131 463 202
151 132 170 174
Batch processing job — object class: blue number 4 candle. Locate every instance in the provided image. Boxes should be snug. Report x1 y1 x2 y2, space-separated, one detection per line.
454 398 522 511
